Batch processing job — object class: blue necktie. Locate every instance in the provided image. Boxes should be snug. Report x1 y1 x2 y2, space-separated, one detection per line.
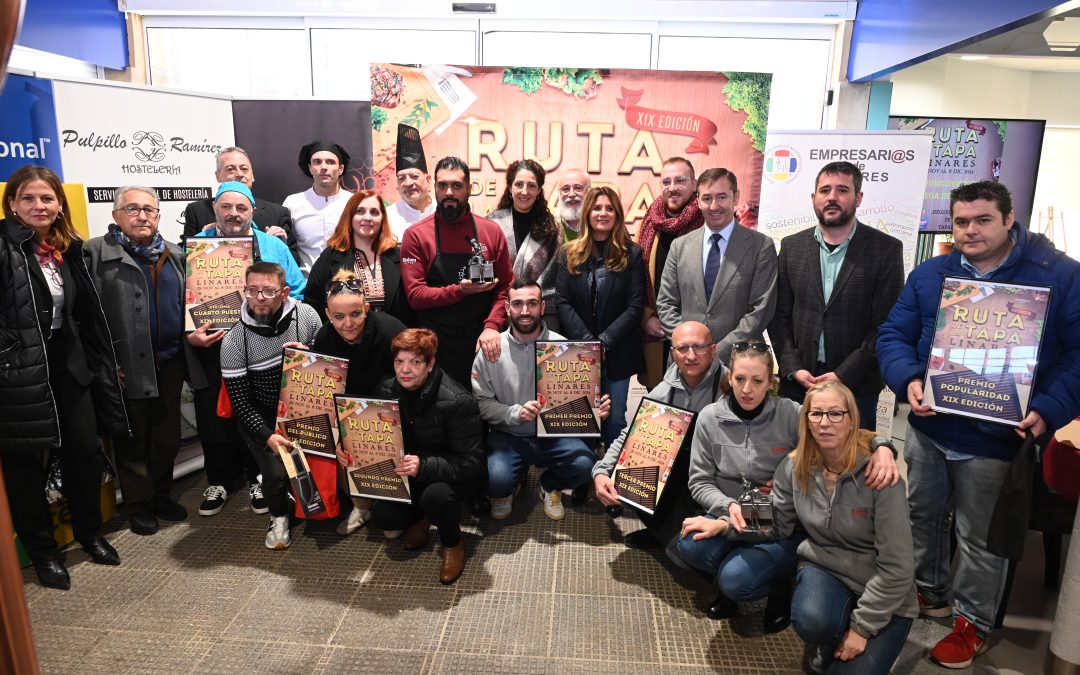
704 232 723 301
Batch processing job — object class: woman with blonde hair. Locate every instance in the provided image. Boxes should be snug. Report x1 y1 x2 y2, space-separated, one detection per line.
716 381 916 673
307 268 405 535
305 189 414 325
554 186 645 448
679 345 898 632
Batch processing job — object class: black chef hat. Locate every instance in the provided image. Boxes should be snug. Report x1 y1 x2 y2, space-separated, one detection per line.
395 124 427 174
298 140 351 178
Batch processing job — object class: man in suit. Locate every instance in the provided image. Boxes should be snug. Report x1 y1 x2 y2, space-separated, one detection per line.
182 146 299 262
656 168 777 363
769 160 903 429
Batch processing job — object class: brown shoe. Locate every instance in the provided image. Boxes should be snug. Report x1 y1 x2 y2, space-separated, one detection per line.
403 518 432 550
440 543 465 584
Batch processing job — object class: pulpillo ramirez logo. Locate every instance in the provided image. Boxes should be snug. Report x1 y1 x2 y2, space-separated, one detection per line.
763 145 801 183
60 128 222 176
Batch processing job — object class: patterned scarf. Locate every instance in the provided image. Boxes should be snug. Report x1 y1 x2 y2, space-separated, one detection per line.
109 222 166 263
637 196 703 303
32 239 63 266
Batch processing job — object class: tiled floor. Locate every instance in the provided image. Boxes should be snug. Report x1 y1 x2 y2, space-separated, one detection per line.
20 418 1067 674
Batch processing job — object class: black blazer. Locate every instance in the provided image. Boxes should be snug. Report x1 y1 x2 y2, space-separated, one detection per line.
555 241 646 380
303 245 415 327
181 197 299 262
768 222 904 396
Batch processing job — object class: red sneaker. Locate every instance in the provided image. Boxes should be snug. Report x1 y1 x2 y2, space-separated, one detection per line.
930 616 987 669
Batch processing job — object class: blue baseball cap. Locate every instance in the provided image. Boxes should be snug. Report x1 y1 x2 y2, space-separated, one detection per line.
215 181 255 205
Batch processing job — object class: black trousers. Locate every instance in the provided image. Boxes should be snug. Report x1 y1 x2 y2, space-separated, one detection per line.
371 480 471 547
111 357 185 513
192 382 258 490
639 441 695 547
2 343 104 563
239 426 291 518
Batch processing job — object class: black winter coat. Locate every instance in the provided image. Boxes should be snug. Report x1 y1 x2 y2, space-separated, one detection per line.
0 219 128 451
554 242 646 380
374 368 482 485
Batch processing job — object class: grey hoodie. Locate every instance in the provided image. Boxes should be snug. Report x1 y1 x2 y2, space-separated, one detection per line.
687 395 802 516
739 454 918 638
472 324 565 436
592 358 723 478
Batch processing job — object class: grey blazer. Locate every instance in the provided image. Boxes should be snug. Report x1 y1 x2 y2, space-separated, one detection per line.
656 223 777 362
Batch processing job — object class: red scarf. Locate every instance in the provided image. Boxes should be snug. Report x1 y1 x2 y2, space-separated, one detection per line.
637 196 703 303
32 239 63 266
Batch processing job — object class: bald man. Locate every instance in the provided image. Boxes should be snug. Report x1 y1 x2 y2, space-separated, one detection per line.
555 168 591 241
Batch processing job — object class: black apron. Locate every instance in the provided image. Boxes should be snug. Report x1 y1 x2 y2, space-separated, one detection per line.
417 215 494 388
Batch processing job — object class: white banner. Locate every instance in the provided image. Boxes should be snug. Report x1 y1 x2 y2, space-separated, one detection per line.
52 81 235 243
757 130 933 274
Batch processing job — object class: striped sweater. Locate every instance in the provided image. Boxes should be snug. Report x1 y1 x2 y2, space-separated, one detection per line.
221 297 322 445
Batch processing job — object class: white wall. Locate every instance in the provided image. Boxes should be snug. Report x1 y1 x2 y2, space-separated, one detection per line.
890 58 1032 119
139 16 840 131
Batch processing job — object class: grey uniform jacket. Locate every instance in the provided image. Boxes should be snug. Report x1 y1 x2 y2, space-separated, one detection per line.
738 454 918 638
593 358 723 478
687 395 802 516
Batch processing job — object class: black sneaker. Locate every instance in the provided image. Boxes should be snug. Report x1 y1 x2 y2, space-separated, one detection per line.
249 482 269 514
198 485 229 516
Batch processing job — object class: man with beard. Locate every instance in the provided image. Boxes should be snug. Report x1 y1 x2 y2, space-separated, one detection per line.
768 161 903 429
471 280 610 521
220 262 323 549
635 157 705 389
182 146 299 262
400 156 512 388
555 168 591 241
656 168 777 363
387 124 434 241
189 182 305 518
283 140 352 273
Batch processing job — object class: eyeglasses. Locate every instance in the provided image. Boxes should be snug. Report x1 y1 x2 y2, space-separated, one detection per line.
559 184 588 195
733 341 771 354
119 205 160 217
326 279 364 296
661 176 690 188
807 410 849 423
671 343 714 355
243 286 282 299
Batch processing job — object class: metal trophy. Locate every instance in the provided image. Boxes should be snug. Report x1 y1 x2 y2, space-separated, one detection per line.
466 237 495 284
737 478 773 533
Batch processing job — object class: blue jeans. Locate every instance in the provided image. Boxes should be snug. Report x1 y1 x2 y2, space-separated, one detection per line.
602 376 630 450
676 516 802 601
793 564 913 674
905 426 1010 636
486 429 595 497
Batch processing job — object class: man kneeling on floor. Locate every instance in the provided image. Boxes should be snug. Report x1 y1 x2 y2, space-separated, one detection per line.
221 262 322 550
593 321 722 558
472 279 610 520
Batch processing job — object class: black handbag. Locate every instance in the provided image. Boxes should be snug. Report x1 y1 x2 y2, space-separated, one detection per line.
986 431 1037 561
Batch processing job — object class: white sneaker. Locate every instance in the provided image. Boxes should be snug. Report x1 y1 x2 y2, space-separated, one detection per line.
383 529 403 539
490 494 514 520
265 516 291 550
336 508 371 536
539 485 565 521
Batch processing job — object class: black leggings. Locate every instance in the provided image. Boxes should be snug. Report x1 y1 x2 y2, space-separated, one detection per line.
371 480 471 547
2 358 103 562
